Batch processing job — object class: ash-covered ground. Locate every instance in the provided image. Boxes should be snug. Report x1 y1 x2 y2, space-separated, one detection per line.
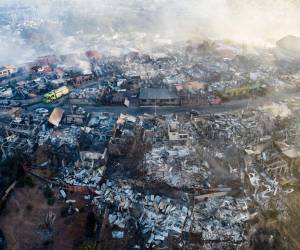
1 1 300 250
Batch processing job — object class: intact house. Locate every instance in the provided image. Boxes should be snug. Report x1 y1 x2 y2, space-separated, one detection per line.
139 88 180 106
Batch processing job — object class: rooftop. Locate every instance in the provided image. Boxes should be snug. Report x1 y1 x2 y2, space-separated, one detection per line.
139 88 179 100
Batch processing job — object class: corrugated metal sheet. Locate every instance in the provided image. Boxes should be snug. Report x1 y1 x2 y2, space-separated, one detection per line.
139 88 179 100
48 108 64 126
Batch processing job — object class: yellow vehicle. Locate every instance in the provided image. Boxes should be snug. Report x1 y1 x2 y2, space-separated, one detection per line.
224 84 266 98
43 86 70 103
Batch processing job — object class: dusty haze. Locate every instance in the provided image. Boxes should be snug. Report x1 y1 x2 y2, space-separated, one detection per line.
0 0 300 64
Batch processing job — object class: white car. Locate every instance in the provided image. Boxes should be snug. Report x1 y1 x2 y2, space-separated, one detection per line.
35 108 49 115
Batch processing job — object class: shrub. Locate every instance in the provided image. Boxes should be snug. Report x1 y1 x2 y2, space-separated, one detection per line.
24 175 35 188
43 185 54 199
47 197 56 206
60 206 69 217
43 185 55 206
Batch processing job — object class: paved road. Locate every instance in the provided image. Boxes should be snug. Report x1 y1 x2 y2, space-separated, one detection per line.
75 90 300 116
75 101 250 115
25 98 250 116
23 88 300 116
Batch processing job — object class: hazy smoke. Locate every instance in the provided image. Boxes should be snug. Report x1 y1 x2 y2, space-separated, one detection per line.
0 0 300 65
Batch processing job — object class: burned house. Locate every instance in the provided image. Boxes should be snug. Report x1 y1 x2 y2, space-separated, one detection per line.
0 107 20 120
0 112 42 160
113 90 129 105
139 88 179 106
168 121 189 144
0 65 17 79
65 114 87 126
108 114 138 156
108 113 151 157
68 74 93 87
36 55 58 66
80 150 108 167
85 50 101 60
63 149 108 188
176 81 208 105
25 55 57 73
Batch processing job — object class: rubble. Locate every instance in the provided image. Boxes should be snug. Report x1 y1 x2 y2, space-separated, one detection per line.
63 152 107 188
1 34 300 249
93 180 192 248
192 197 249 244
145 145 209 188
108 113 151 157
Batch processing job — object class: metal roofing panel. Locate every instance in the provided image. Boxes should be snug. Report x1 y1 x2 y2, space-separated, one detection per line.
139 88 179 100
48 108 64 126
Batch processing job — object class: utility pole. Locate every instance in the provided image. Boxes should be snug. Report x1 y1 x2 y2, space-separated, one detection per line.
295 111 300 150
68 93 73 115
154 95 157 117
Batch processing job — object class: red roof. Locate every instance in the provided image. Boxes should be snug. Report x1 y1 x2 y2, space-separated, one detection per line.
86 50 101 59
176 81 207 92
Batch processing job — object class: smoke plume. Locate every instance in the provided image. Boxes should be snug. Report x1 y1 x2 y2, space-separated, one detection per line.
0 0 300 65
